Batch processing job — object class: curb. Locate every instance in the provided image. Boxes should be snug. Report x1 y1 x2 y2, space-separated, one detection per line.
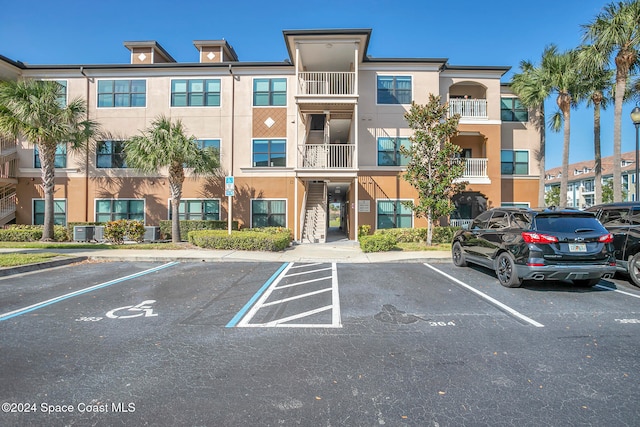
0 256 88 277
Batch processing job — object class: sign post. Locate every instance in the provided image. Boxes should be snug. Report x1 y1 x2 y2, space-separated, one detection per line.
225 176 234 235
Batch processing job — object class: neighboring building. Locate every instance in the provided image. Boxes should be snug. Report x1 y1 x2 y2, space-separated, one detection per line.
544 151 638 208
0 29 541 241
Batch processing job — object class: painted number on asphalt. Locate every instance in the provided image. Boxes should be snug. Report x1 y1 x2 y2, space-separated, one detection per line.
429 321 456 327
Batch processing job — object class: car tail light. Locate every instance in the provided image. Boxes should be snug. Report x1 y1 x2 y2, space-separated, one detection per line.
522 231 559 244
598 233 614 243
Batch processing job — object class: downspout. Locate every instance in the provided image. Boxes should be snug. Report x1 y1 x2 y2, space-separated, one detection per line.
80 66 90 222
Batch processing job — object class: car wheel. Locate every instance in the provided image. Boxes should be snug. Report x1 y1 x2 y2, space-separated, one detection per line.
628 253 640 287
495 252 522 288
573 278 600 287
452 242 467 267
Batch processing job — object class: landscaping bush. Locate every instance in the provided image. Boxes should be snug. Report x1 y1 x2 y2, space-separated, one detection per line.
374 226 460 244
358 224 371 237
0 225 69 242
359 233 397 253
104 220 145 244
188 229 291 251
160 220 239 241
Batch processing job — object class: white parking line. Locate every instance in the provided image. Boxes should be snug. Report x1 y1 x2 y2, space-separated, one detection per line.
423 263 545 328
236 262 341 328
595 284 640 299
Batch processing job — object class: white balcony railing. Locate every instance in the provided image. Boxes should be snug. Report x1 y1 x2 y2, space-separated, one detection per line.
298 72 356 96
449 99 488 119
298 144 355 169
450 219 473 228
454 157 488 178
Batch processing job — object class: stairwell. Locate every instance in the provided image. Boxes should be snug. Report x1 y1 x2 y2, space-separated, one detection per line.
301 182 327 243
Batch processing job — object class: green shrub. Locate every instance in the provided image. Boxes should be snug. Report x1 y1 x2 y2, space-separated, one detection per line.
104 220 145 244
374 226 460 244
432 226 461 244
160 220 239 241
359 233 397 252
358 224 371 237
0 225 69 242
188 229 291 251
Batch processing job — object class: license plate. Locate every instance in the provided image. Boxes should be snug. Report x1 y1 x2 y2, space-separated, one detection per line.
569 243 587 252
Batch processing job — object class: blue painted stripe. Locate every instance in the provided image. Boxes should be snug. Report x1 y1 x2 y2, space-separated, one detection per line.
0 262 179 322
226 262 289 328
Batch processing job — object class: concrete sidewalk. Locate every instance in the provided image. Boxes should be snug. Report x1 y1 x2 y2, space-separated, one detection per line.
0 240 451 277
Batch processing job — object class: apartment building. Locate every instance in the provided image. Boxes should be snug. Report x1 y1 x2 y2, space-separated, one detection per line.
0 29 541 241
544 151 638 208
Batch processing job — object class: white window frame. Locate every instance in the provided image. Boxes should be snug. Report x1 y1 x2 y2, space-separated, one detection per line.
250 198 287 229
376 74 413 106
375 198 414 229
167 198 222 221
96 78 147 109
32 198 67 226
94 198 146 223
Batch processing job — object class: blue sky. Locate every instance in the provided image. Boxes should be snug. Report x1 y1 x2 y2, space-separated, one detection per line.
1 0 638 169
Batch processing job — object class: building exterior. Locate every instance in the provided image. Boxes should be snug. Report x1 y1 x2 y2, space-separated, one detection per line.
0 29 541 241
544 151 638 208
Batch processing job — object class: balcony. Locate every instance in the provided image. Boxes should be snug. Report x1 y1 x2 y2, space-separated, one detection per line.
449 98 488 120
454 158 490 184
297 72 356 96
297 144 355 169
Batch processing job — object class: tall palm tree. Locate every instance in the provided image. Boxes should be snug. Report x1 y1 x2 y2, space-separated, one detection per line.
543 45 587 208
578 45 614 205
125 115 220 243
0 79 95 240
510 57 552 207
582 0 640 202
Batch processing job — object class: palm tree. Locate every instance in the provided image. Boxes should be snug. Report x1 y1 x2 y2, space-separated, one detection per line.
578 45 614 205
582 0 640 202
510 57 552 207
0 79 95 240
543 45 587 208
125 115 220 243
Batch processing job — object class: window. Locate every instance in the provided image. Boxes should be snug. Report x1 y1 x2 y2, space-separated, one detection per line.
251 200 286 227
377 200 413 229
252 139 286 167
501 150 529 175
487 211 509 229
95 199 144 222
501 98 528 121
169 199 220 220
197 139 220 160
55 80 67 106
377 137 410 166
34 144 67 168
253 78 286 106
377 76 412 104
97 80 146 107
33 199 66 225
171 79 220 107
97 140 126 168
470 211 492 230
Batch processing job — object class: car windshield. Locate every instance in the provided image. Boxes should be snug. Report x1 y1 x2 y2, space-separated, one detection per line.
534 215 604 233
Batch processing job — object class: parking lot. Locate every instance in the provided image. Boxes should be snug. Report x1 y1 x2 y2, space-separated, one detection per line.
1 259 639 426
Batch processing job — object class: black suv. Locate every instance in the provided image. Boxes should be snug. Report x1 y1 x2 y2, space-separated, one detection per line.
452 207 616 288
586 202 640 287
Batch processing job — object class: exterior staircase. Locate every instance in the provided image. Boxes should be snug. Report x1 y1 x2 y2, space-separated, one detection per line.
0 136 17 226
301 182 327 243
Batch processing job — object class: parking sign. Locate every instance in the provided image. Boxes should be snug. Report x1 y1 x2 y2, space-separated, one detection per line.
225 176 234 197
